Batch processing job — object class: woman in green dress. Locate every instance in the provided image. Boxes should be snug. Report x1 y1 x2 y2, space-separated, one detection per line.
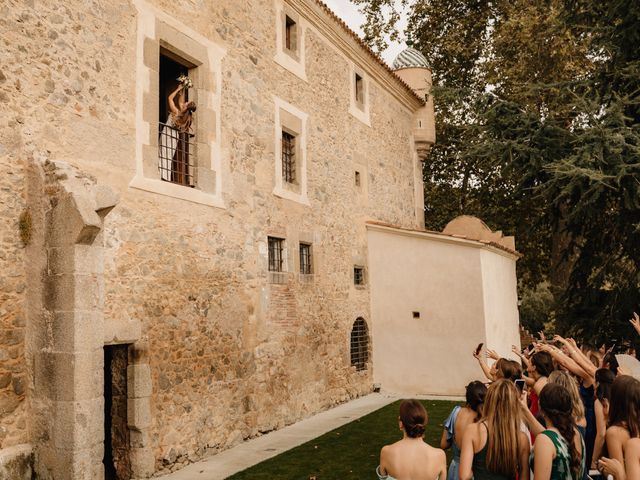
530 383 586 480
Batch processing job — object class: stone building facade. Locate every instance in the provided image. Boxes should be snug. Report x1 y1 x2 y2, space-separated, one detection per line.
0 0 438 478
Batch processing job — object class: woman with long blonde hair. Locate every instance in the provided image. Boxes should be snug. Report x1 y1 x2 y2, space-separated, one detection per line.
548 371 587 431
459 379 530 480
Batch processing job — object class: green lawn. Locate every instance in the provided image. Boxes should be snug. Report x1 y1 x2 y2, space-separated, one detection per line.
228 399 461 480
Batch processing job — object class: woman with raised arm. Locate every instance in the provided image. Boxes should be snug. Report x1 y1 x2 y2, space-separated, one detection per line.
591 368 615 469
459 379 530 480
605 375 640 466
530 383 586 480
528 350 554 418
159 78 197 182
440 381 487 480
378 399 447 480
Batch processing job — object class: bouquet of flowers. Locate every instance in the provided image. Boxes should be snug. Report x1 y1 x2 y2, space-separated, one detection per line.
177 74 193 90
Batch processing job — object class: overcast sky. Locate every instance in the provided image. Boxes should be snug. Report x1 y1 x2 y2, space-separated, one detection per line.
322 0 406 66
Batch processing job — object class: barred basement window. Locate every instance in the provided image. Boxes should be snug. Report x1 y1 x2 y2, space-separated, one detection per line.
350 317 369 371
354 266 365 286
299 243 312 274
282 131 296 184
268 237 284 272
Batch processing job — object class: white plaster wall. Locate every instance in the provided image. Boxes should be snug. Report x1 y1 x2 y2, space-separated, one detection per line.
367 226 520 396
480 249 521 360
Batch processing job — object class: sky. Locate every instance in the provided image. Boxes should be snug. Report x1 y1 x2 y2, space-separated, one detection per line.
321 0 407 66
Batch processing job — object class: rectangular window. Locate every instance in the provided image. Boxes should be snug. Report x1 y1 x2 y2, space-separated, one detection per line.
158 52 196 187
354 266 365 286
299 243 312 275
285 15 297 52
282 131 296 184
355 171 361 187
355 73 364 107
268 237 284 272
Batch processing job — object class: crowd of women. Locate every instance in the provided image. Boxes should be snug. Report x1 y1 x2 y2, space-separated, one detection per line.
376 313 640 480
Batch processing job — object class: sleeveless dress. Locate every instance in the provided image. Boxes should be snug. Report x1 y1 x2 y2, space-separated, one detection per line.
472 424 515 480
530 430 586 480
159 114 179 181
443 406 462 480
579 383 596 470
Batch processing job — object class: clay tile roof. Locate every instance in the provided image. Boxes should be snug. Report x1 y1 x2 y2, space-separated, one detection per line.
365 221 522 257
312 0 425 105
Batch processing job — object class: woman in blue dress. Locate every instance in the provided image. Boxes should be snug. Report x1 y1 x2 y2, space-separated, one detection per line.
441 381 487 480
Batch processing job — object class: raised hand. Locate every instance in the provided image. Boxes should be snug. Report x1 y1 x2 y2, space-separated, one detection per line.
487 349 500 361
630 312 640 335
553 334 568 344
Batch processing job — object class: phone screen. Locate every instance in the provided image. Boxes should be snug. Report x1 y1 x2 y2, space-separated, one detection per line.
475 342 484 356
515 379 525 392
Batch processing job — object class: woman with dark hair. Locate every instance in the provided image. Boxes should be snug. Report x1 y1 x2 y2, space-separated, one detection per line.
531 383 586 479
459 379 530 480
599 437 640 480
604 375 640 465
528 351 555 418
440 381 487 480
378 399 447 480
591 368 616 469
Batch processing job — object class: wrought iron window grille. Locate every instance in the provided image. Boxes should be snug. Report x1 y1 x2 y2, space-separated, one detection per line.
158 122 196 187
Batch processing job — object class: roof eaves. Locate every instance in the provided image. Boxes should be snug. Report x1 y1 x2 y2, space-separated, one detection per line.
312 0 425 105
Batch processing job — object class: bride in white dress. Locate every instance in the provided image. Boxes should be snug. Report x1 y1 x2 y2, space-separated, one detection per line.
159 81 196 182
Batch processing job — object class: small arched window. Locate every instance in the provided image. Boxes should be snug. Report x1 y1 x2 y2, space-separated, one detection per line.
350 317 369 371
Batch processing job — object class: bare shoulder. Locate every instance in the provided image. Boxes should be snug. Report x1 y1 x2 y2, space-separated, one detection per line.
606 425 630 439
627 437 640 454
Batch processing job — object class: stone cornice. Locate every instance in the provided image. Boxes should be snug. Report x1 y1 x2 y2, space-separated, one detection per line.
288 0 425 112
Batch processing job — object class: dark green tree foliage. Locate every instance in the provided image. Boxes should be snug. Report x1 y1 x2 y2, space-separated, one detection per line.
353 0 640 344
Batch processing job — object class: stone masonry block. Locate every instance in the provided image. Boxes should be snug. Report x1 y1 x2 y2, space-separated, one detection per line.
104 319 141 346
197 167 216 194
142 143 159 179
35 350 102 402
92 185 119 217
130 446 155 478
49 194 102 246
0 444 32 480
45 274 101 312
127 364 152 399
48 244 104 276
143 36 159 71
52 399 104 449
127 397 152 429
142 84 159 125
51 311 103 353
129 428 150 449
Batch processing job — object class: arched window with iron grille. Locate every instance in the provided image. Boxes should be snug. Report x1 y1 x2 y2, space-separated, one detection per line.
350 317 369 371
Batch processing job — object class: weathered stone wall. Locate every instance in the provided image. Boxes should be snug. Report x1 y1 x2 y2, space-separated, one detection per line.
1 0 423 476
0 156 27 449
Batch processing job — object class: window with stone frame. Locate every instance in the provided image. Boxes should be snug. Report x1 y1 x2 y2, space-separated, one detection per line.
350 318 369 371
274 98 308 204
299 243 312 275
281 130 296 184
354 265 365 286
285 15 298 54
158 51 197 187
349 65 370 126
355 73 364 109
274 3 305 80
268 237 285 272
